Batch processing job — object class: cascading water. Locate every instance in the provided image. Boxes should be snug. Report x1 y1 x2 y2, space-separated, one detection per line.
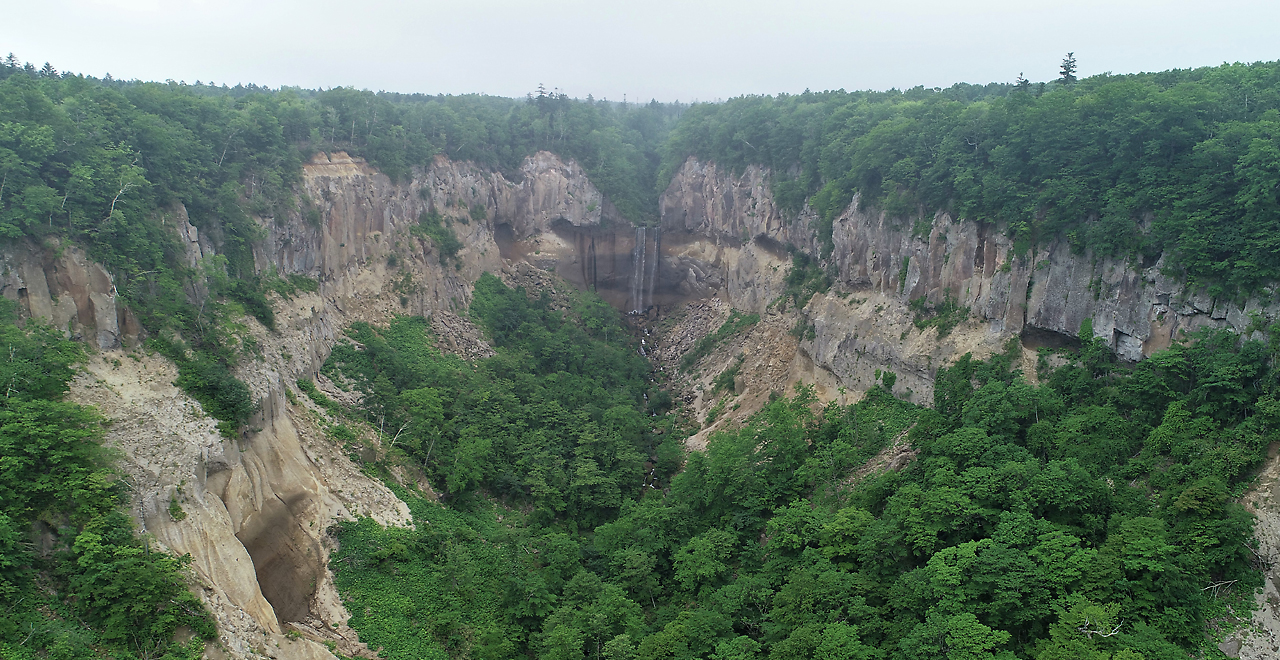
586 236 598 292
630 226 646 313
629 226 661 314
645 228 660 312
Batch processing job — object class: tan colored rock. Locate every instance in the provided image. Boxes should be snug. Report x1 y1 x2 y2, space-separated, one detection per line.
55 149 618 658
42 143 1280 658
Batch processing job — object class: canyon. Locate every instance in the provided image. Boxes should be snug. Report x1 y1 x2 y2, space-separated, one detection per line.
4 150 1278 658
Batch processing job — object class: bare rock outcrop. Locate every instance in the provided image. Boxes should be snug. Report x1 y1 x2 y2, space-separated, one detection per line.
0 242 134 350
46 149 620 660
1230 454 1280 658
69 349 403 660
654 155 1280 657
655 156 1280 404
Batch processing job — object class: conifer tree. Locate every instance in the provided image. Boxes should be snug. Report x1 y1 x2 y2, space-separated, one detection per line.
1058 52 1078 84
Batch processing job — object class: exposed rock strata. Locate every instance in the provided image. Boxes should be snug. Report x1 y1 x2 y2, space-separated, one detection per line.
1237 461 1280 658
21 146 1280 658
0 242 133 349
656 155 1280 658
657 157 1278 405
13 150 622 660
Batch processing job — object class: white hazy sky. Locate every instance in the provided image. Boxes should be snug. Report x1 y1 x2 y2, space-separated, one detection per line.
2 0 1278 102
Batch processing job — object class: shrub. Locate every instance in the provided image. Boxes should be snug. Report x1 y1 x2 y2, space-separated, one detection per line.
411 211 463 264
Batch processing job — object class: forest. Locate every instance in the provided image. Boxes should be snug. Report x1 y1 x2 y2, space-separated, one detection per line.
658 61 1280 296
2 51 1280 658
0 55 691 436
319 280 1276 660
4 55 1280 431
0 301 215 660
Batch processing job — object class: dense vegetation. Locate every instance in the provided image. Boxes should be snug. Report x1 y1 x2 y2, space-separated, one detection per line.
777 252 832 311
322 274 677 524
6 51 1280 659
660 61 1280 296
7 52 1280 435
0 302 215 659
0 54 682 434
324 275 1275 659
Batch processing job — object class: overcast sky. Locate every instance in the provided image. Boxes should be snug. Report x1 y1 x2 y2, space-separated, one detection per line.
3 0 1279 102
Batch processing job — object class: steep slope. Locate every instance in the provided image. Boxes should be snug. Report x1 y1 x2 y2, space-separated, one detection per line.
5 150 626 659
653 156 1280 658
12 146 1280 658
656 157 1274 403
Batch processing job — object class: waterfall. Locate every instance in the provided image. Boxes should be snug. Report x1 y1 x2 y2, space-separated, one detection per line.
627 226 661 314
645 228 660 312
586 236 597 291
630 226 646 313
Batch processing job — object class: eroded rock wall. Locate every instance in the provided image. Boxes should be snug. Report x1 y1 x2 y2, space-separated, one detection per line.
656 156 1279 405
33 145 1280 659
185 150 621 658
19 150 619 660
0 242 135 350
265 151 636 315
655 156 1280 658
658 159 816 311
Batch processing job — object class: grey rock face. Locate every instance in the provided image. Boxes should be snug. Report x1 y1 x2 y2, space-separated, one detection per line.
657 155 1280 660
24 149 616 660
0 242 128 350
658 156 1275 402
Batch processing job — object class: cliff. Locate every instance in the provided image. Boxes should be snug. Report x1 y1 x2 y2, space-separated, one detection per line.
14 149 1280 658
657 157 1276 405
4 150 624 660
654 156 1280 658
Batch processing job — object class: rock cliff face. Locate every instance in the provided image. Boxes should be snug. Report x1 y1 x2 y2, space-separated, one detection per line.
656 156 1276 405
5 150 625 660
0 242 138 350
654 156 1280 659
198 150 636 659
20 148 1280 659
658 159 815 311
270 151 637 318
